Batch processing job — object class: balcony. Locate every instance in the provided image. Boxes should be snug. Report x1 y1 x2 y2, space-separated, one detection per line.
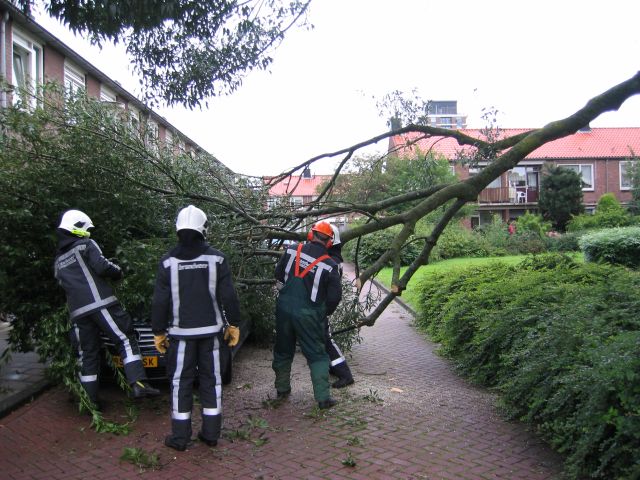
477 187 538 204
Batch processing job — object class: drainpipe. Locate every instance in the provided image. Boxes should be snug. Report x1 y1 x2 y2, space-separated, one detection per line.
1 11 9 108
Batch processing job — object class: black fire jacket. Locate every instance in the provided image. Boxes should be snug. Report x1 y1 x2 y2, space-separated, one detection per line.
54 231 122 320
151 231 241 339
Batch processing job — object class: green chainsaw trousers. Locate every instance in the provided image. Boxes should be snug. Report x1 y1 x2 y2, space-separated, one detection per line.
272 277 330 402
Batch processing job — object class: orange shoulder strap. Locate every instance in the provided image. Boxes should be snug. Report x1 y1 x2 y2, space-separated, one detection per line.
294 243 330 279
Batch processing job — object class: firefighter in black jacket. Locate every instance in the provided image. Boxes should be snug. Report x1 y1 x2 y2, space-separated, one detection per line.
152 205 242 452
273 221 342 409
325 224 355 389
54 209 159 407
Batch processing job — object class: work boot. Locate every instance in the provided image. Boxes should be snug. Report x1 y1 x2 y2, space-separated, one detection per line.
331 377 354 389
132 381 160 399
276 389 291 399
164 435 187 452
318 397 337 410
197 431 218 447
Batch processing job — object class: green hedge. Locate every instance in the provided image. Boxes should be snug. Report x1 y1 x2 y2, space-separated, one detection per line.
579 226 640 268
415 254 640 479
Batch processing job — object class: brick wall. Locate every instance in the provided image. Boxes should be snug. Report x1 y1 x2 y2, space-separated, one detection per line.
43 45 63 84
85 75 100 98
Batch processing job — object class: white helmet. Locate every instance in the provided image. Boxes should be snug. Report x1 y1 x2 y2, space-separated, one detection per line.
58 209 94 238
330 224 341 246
176 205 208 236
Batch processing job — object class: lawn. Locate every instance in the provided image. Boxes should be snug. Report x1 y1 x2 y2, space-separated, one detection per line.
374 253 582 310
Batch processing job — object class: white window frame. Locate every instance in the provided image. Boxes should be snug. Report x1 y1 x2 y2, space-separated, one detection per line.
126 105 141 134
267 197 279 210
11 29 43 108
164 129 174 148
144 118 159 150
100 85 117 103
64 61 86 95
470 166 501 188
620 160 635 191
289 197 303 208
563 164 594 191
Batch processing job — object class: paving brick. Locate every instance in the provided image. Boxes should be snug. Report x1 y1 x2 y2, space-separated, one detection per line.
0 265 564 479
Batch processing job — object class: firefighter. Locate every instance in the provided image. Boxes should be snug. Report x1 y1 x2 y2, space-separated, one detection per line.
54 209 159 408
273 221 342 409
152 205 242 451
325 224 355 389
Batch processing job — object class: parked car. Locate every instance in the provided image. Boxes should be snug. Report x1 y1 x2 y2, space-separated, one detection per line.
101 314 250 385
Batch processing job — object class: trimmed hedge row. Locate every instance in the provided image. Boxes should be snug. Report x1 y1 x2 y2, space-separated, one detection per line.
415 254 640 479
580 226 640 268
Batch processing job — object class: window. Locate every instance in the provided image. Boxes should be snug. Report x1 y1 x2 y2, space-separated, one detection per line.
100 85 117 103
470 166 501 188
11 30 43 107
64 63 86 95
267 197 278 210
620 161 635 190
127 105 141 134
144 118 159 150
508 167 526 187
563 164 594 190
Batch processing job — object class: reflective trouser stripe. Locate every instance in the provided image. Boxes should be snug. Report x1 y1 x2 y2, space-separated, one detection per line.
100 308 139 362
171 340 188 420
80 374 98 382
330 356 346 366
172 411 191 420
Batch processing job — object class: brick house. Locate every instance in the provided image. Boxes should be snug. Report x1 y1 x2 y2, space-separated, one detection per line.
265 168 349 231
0 0 203 153
390 127 640 227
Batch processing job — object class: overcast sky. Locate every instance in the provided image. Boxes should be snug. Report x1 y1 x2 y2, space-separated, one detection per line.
35 0 640 176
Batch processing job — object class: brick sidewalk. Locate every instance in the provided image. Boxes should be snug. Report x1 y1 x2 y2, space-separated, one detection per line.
0 273 563 479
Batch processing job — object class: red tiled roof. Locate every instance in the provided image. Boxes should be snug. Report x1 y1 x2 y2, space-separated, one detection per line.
391 128 640 160
266 175 334 196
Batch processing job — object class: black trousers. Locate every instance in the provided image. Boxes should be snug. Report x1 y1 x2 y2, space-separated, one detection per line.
71 303 146 402
324 319 353 381
167 335 222 446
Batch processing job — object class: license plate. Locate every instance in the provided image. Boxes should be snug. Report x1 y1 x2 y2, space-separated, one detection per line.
112 355 158 368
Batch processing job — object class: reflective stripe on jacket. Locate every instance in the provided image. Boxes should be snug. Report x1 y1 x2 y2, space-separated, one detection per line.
54 239 121 319
151 247 241 339
274 242 342 315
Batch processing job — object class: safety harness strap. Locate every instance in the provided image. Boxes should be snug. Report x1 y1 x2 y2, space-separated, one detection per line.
294 244 330 279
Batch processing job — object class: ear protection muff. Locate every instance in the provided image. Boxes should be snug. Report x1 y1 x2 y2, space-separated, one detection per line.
308 222 334 248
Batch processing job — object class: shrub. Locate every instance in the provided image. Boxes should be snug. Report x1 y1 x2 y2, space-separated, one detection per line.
506 230 547 254
433 226 491 260
538 165 584 231
579 226 640 268
516 212 551 238
567 193 633 232
545 231 583 252
414 256 640 479
347 226 421 269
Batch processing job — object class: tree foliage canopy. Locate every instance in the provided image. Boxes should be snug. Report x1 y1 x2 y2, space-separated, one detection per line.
2 70 640 355
15 0 311 108
538 165 584 231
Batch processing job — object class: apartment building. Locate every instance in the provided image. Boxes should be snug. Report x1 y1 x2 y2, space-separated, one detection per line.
0 0 202 153
390 127 640 227
265 167 348 229
426 100 467 130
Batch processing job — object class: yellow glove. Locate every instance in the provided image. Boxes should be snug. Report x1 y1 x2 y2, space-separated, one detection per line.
153 334 169 354
224 326 240 347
